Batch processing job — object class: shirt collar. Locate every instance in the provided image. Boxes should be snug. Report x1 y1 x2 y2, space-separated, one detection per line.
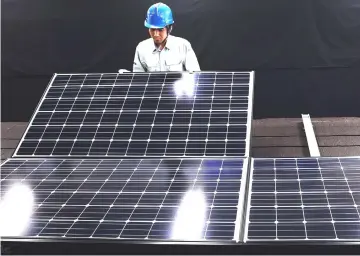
152 35 174 52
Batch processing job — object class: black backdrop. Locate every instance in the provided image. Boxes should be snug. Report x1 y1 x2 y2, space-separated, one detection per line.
2 0 360 121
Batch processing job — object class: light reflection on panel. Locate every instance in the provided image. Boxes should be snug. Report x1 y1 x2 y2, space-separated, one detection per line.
0 183 34 236
171 189 207 240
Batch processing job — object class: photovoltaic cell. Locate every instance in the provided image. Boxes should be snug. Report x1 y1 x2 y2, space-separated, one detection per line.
13 72 253 158
245 157 360 241
1 158 247 241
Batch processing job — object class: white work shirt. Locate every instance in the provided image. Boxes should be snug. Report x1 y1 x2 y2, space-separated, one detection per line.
133 35 201 72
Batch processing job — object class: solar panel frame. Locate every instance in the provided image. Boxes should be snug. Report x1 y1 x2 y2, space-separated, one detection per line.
12 73 58 158
0 157 250 243
244 157 360 243
12 71 254 159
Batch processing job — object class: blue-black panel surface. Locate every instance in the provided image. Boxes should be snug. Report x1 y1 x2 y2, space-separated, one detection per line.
1 158 245 241
246 157 360 241
14 72 252 158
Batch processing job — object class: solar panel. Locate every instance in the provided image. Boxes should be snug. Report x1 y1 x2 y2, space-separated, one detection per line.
13 72 254 158
0 157 248 242
245 157 360 241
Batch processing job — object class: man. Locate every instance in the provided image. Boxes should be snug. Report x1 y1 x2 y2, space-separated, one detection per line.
132 2 201 72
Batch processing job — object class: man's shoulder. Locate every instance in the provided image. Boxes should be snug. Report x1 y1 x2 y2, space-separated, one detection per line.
136 38 154 50
169 35 191 46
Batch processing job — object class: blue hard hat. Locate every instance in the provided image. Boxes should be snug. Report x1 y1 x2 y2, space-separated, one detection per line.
144 2 174 29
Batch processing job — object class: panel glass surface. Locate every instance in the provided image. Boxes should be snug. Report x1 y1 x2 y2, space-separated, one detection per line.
246 157 360 241
14 72 252 158
1 158 245 241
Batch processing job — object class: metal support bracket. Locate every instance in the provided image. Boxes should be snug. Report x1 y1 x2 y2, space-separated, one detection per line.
302 114 321 157
301 114 320 157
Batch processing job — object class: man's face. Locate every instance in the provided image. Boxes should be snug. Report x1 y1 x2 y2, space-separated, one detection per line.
149 28 167 44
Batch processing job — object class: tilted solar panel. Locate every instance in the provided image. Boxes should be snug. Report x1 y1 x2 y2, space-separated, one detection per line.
13 72 254 158
0 157 249 242
245 157 360 241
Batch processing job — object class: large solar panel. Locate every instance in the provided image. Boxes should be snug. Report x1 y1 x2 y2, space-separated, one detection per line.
245 157 360 241
13 72 254 158
0 157 248 242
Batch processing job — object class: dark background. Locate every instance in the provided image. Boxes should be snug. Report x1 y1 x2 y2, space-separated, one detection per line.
2 0 360 121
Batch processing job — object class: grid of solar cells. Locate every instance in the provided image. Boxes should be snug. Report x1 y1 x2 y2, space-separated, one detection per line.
1 158 245 241
14 72 252 158
245 157 360 241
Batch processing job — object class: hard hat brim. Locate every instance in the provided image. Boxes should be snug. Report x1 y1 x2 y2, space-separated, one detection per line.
144 20 165 29
144 20 174 29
